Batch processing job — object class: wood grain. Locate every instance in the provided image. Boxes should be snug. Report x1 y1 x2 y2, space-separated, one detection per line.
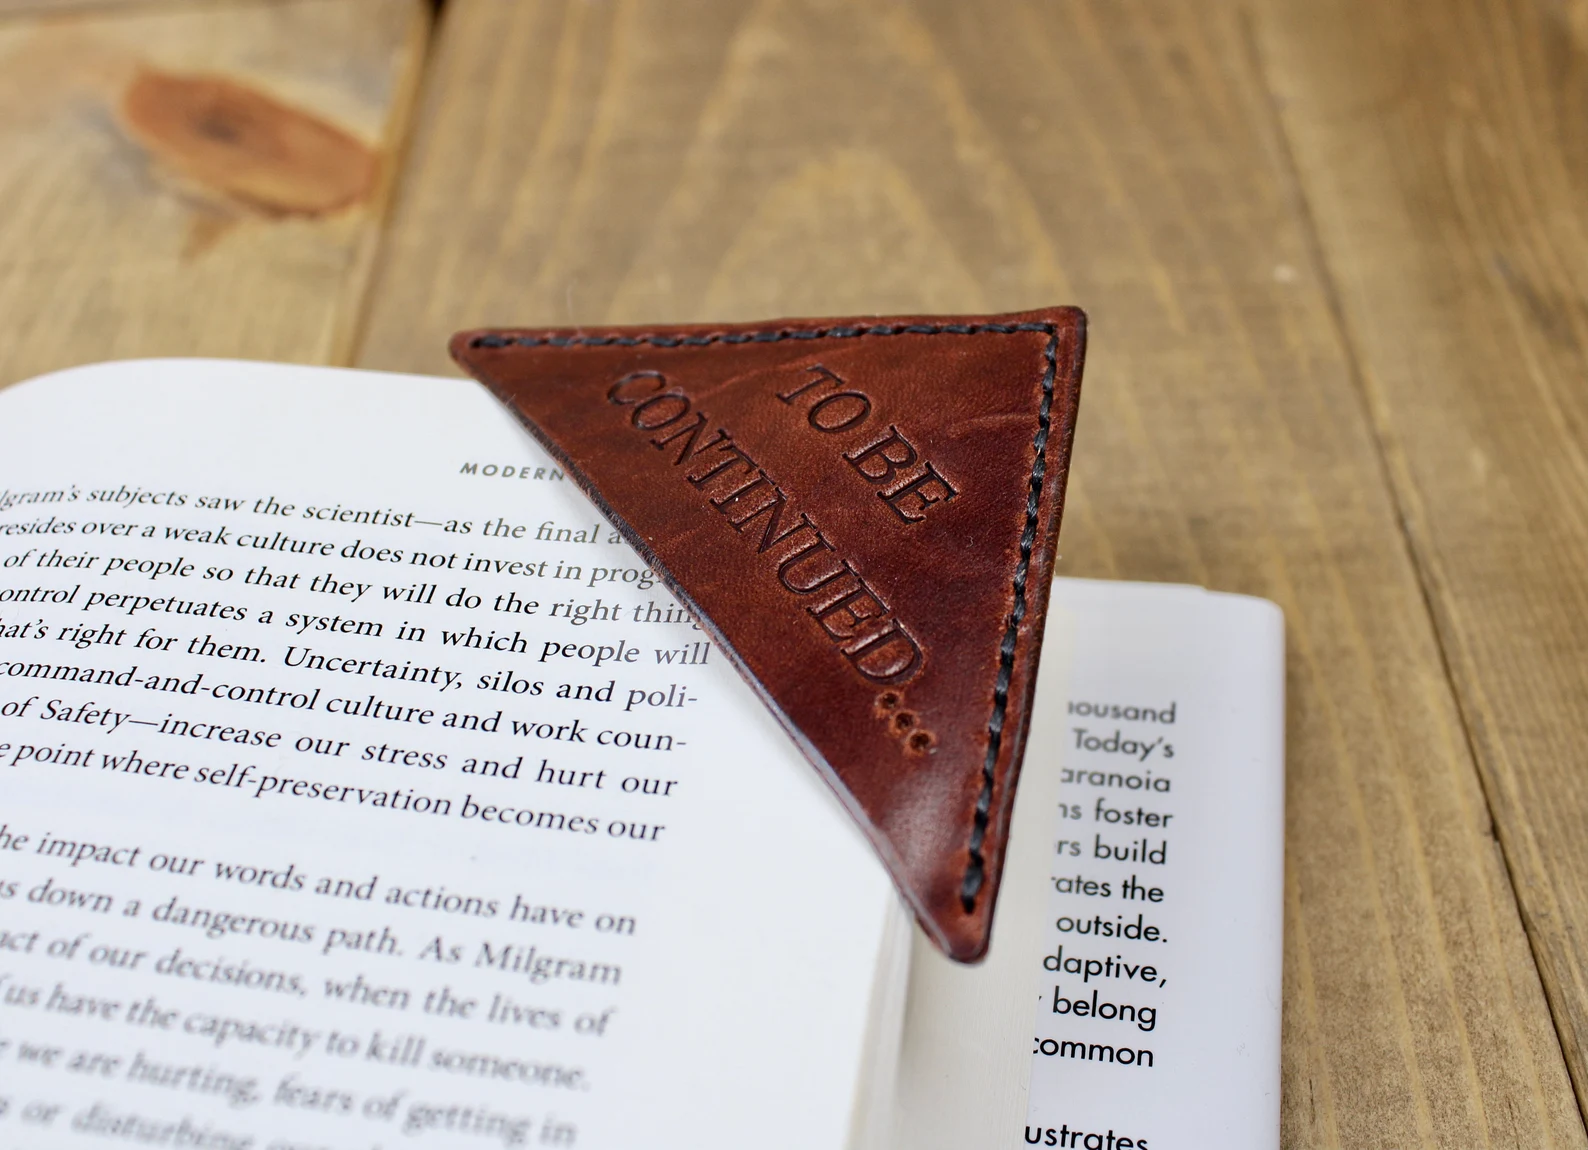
359 1 1587 1143
0 0 429 388
0 2 205 15
1252 0 1588 1122
0 1 179 13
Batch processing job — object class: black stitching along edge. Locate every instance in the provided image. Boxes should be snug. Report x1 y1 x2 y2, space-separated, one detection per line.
469 320 1061 918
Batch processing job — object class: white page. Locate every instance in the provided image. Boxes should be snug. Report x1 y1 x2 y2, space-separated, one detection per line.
890 580 1284 1149
1025 580 1284 1149
0 359 903 1149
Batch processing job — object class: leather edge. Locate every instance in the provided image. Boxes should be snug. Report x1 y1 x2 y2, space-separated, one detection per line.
965 310 1087 961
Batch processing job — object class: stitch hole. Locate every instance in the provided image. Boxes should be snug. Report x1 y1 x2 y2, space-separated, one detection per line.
875 691 901 714
908 729 936 753
893 711 917 732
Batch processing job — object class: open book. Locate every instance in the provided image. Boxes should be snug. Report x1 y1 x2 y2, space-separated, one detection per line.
0 361 1283 1149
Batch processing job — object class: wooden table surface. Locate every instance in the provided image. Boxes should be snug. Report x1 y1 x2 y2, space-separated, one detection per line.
4 0 1587 1143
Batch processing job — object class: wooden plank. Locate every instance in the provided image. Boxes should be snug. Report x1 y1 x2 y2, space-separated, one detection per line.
0 0 429 388
359 1 1586 1143
0 3 209 15
1251 0 1588 1123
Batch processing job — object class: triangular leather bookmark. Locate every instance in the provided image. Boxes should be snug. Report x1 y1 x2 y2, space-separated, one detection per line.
451 309 1086 962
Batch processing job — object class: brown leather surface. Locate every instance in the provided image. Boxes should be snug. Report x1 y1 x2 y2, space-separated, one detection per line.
450 309 1086 962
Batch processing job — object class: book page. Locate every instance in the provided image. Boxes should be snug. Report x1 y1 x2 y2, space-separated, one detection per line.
1025 580 1284 1149
890 580 1284 1149
0 360 903 1150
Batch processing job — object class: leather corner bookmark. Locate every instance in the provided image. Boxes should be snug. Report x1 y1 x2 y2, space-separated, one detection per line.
450 309 1086 962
